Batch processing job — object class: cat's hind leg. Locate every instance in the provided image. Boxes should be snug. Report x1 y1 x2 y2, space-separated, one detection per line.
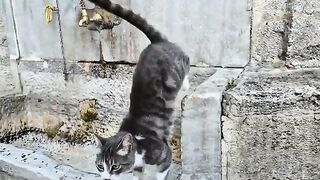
156 145 171 180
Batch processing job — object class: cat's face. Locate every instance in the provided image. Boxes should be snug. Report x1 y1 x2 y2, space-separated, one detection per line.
94 132 136 179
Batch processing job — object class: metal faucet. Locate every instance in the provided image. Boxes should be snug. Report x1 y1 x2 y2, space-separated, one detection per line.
78 0 121 30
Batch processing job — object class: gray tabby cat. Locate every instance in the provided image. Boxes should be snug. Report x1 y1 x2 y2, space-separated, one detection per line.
89 0 190 179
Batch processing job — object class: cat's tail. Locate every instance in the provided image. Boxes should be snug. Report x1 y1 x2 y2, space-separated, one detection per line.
88 0 167 43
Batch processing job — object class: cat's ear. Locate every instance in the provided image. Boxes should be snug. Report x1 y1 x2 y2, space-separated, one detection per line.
117 133 133 156
94 133 105 148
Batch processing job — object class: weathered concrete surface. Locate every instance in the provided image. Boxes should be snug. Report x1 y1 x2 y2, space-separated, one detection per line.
128 0 250 67
0 143 100 180
0 58 217 179
59 0 101 62
0 59 216 142
0 13 18 97
223 69 320 116
1 61 134 142
0 64 16 96
0 94 26 129
1 142 184 180
181 68 243 180
10 0 63 60
251 0 320 69
250 0 286 66
0 172 25 180
0 0 19 59
222 0 320 179
2 0 250 66
0 11 8 60
0 8 23 96
222 69 320 180
287 0 320 68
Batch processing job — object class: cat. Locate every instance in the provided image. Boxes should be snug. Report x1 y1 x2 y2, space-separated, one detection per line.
89 0 190 179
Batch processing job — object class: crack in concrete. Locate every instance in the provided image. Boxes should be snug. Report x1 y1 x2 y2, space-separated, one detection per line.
248 0 254 64
0 38 7 46
280 0 294 61
54 0 68 82
9 0 21 59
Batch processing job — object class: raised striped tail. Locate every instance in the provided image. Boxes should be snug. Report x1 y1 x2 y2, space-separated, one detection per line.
88 0 167 43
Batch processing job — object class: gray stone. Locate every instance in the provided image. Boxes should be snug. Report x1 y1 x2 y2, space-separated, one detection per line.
221 0 320 179
0 142 183 180
0 15 17 96
0 13 8 60
16 60 133 141
0 143 100 180
0 94 27 140
0 171 25 180
222 113 320 180
286 0 320 68
250 0 287 65
223 68 320 117
0 64 16 96
222 68 320 180
181 68 242 179
0 0 18 59
0 94 25 120
0 63 217 179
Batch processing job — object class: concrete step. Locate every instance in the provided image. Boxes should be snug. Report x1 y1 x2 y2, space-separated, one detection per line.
222 68 320 180
0 66 221 180
181 69 243 180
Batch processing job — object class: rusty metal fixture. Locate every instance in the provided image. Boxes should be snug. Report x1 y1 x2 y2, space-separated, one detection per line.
79 0 91 27
44 4 58 24
78 0 122 30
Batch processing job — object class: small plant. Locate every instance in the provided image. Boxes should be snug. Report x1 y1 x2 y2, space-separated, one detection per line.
80 100 98 123
226 78 237 90
43 115 63 139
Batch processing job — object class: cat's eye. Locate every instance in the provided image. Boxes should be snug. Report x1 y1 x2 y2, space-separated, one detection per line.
111 164 121 171
96 163 104 172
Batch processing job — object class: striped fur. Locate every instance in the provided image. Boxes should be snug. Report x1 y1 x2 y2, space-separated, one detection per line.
90 1 190 179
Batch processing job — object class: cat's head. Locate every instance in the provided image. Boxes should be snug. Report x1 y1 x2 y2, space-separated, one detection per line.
94 132 136 179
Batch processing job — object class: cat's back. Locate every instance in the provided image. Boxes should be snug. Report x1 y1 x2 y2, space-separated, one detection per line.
128 41 189 118
134 41 189 84
139 41 186 66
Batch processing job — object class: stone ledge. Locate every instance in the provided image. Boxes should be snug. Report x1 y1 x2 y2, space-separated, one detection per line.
0 141 182 180
223 68 320 117
0 143 100 180
0 67 218 180
222 68 320 180
181 68 243 180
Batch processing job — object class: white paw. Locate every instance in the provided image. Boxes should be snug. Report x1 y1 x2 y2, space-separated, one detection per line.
181 75 190 91
156 169 169 180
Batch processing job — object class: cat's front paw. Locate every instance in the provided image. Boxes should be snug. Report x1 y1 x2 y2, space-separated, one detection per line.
181 75 190 91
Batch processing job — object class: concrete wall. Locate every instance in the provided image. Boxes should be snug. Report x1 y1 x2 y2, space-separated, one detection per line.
0 6 8 60
2 0 250 66
2 0 319 179
222 0 320 179
0 1 251 177
10 0 320 179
